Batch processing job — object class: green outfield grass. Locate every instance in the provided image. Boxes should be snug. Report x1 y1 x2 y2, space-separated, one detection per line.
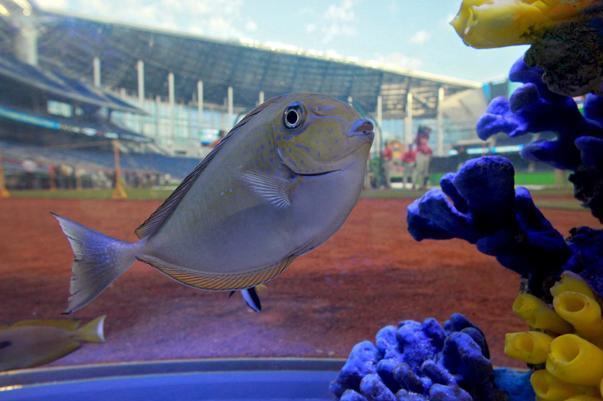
428 170 566 186
9 188 173 200
8 171 571 201
7 184 586 212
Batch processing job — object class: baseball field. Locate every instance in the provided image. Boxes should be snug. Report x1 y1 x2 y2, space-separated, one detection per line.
0 190 597 368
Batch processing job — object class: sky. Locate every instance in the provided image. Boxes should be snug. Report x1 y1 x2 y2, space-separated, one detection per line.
35 0 528 83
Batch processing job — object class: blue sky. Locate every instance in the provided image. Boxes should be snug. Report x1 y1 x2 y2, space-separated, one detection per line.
36 0 528 83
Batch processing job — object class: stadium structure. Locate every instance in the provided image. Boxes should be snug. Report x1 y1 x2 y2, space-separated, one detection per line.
0 0 539 192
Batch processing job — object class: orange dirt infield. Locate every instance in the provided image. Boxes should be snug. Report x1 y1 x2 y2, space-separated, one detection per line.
0 197 599 368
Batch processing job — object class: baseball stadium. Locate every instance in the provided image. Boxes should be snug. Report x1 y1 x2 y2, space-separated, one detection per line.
1 1 601 400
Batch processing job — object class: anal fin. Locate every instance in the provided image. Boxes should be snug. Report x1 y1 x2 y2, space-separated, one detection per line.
141 255 294 291
242 288 261 312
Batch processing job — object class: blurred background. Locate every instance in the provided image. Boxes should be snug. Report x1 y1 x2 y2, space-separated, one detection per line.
0 0 593 368
0 0 563 194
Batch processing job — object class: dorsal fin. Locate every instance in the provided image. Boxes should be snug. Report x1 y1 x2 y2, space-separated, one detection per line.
135 96 283 239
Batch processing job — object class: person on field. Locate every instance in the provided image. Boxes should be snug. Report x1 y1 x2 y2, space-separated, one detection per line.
382 140 393 188
401 143 417 189
413 126 433 190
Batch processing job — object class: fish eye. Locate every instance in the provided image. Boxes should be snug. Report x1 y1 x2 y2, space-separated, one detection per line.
283 102 305 129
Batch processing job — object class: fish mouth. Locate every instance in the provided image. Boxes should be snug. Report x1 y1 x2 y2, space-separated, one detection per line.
347 119 375 142
297 169 340 177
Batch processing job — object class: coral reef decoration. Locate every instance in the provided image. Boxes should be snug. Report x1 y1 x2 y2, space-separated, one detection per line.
329 313 506 401
451 0 603 96
524 16 603 97
505 272 603 400
450 0 599 49
563 227 603 297
407 156 571 298
476 57 603 223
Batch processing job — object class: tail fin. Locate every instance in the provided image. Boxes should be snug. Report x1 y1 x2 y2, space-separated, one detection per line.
76 315 106 343
53 213 141 314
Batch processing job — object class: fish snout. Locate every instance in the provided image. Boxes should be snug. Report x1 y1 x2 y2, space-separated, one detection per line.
348 119 375 140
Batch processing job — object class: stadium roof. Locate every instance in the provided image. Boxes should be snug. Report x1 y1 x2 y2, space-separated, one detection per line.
0 53 144 113
3 10 483 119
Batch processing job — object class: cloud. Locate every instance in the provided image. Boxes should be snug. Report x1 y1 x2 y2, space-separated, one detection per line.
320 0 357 43
305 23 316 34
409 30 431 45
244 20 257 32
35 0 258 41
373 52 424 70
35 0 69 10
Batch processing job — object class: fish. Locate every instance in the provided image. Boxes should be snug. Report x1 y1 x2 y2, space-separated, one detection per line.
53 93 374 313
0 316 105 371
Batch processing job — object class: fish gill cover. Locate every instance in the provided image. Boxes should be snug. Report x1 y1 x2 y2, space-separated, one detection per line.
329 313 507 401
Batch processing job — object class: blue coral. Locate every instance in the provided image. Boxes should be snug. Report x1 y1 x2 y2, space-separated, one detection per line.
563 227 603 296
476 56 603 222
407 156 571 297
441 53 603 294
330 314 504 401
407 153 603 299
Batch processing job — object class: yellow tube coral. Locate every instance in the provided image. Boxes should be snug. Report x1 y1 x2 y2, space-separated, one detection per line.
505 331 553 364
550 272 594 299
554 291 603 340
531 369 596 401
513 293 573 334
451 0 598 49
547 334 603 386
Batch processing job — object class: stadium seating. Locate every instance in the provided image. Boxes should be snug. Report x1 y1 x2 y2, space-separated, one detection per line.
0 139 199 179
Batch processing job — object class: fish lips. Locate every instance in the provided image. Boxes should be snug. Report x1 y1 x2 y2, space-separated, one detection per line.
347 119 375 143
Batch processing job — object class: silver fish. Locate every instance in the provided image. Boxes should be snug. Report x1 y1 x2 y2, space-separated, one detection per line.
54 93 374 313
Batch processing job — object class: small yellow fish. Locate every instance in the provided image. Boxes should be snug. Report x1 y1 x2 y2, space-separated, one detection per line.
0 316 105 371
54 93 374 313
451 0 598 49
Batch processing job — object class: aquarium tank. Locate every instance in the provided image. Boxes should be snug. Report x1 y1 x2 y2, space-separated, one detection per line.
0 1 601 400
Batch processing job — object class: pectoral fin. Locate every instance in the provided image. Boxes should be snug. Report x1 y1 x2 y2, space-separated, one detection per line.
241 288 262 312
241 171 292 208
